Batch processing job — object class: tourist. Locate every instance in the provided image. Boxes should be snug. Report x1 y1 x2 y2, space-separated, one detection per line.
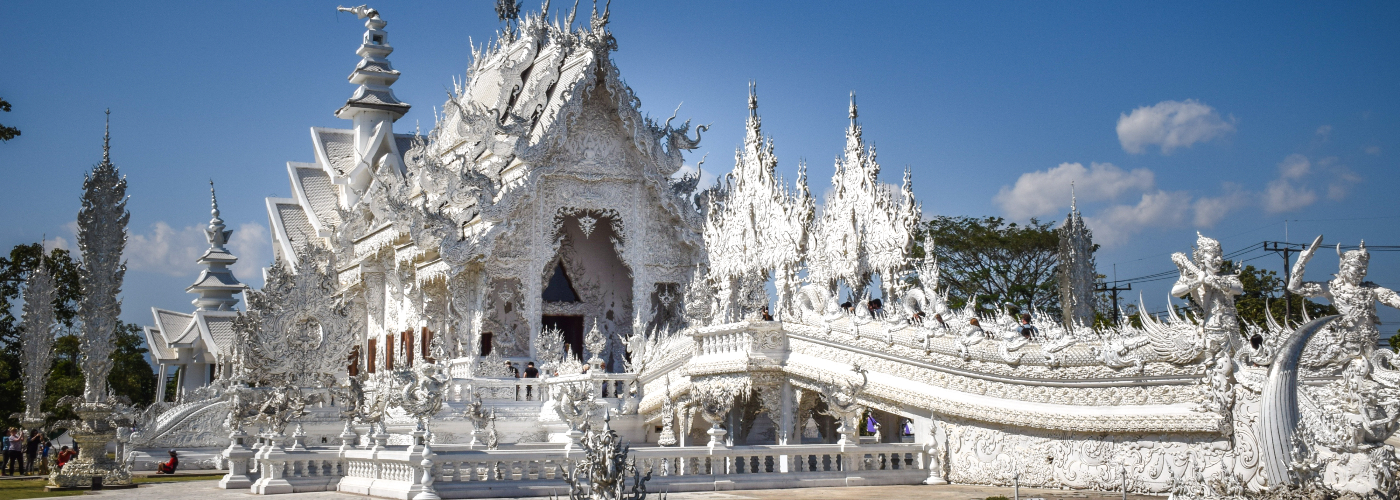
40 438 50 475
25 430 43 475
1018 313 1038 340
969 318 987 338
55 445 74 470
523 361 540 400
506 360 519 378
1 429 13 475
7 428 21 475
760 306 773 321
868 298 883 319
933 313 949 330
156 450 179 474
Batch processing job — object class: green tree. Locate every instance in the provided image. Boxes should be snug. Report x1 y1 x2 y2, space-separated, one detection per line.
1231 263 1336 330
912 216 1061 317
0 243 157 428
108 321 157 407
0 97 19 142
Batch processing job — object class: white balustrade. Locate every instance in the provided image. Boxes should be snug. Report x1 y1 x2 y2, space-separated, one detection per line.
337 442 927 498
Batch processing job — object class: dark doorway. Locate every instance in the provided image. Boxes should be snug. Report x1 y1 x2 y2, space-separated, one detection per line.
542 262 580 302
542 315 585 361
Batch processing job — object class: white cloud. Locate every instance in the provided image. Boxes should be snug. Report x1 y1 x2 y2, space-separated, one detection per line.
126 222 208 277
1192 184 1250 227
1085 190 1193 246
125 221 270 285
1365 146 1381 156
993 162 1154 219
1117 99 1236 154
1277 153 1311 180
228 223 270 287
1315 125 1332 140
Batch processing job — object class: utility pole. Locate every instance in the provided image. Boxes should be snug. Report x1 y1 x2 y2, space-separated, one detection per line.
1263 241 1307 323
1095 281 1132 325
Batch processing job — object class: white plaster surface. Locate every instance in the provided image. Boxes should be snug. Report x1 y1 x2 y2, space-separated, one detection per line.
85 480 1165 500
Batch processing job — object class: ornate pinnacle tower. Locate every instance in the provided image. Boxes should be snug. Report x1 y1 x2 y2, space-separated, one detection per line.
19 262 57 427
52 110 134 490
77 109 129 403
1058 185 1096 330
334 5 411 129
187 181 244 311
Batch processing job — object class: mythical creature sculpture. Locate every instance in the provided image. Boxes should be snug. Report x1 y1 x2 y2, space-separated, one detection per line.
390 361 450 421
1171 233 1244 355
819 364 868 446
1289 236 1400 360
558 416 654 500
900 258 951 325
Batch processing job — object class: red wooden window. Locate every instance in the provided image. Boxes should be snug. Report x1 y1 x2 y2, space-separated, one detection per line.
421 327 434 363
385 334 395 370
348 345 361 377
367 339 377 374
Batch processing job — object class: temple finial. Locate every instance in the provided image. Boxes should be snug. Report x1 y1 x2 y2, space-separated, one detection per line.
748 81 758 117
210 179 222 221
848 92 858 127
1070 181 1077 212
102 109 111 164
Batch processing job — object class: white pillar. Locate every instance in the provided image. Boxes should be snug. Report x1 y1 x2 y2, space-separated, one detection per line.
155 364 167 403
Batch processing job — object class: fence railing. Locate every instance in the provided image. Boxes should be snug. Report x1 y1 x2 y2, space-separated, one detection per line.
338 442 928 498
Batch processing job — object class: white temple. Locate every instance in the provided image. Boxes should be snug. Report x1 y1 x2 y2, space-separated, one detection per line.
125 5 1400 499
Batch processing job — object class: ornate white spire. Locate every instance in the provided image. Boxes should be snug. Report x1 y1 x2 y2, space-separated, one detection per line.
102 108 111 164
334 5 411 123
187 181 243 311
77 114 129 403
1058 186 1095 330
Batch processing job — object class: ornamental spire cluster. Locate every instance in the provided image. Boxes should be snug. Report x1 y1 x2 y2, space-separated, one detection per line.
812 92 921 301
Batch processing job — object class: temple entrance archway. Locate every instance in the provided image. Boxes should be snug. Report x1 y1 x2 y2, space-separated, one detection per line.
542 209 633 371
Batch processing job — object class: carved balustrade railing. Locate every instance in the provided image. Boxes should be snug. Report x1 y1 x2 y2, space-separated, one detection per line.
337 442 928 498
219 446 347 494
541 371 639 400
452 377 548 402
689 320 787 359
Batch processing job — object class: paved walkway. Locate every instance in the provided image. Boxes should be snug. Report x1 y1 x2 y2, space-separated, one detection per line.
86 480 1165 499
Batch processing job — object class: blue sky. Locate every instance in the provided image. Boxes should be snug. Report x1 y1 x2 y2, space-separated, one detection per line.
2 1 1398 333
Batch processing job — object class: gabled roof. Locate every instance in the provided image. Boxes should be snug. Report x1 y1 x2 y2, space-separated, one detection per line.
195 311 238 358
150 308 193 345
310 128 358 179
289 161 342 236
266 197 319 267
143 326 176 362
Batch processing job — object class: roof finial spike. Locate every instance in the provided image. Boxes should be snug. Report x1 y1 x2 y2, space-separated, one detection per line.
1071 181 1077 212
209 179 222 221
848 91 858 127
748 80 758 117
102 108 111 164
